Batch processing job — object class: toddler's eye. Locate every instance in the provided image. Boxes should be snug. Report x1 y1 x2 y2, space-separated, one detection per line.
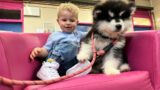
70 19 75 22
62 19 67 22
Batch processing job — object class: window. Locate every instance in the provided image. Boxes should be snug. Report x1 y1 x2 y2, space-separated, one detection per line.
0 2 23 32
0 9 21 19
133 10 153 31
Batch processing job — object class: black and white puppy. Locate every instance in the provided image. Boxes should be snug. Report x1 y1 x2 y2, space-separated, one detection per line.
77 0 136 75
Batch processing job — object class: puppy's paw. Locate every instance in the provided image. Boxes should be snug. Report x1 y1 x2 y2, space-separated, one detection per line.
120 63 130 72
77 53 90 62
104 68 120 75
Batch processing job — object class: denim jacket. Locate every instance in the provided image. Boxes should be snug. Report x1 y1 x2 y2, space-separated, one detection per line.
43 30 85 63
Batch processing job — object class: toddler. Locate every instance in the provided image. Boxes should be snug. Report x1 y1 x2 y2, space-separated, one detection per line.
30 3 91 80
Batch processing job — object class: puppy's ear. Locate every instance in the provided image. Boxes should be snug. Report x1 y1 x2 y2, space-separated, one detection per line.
128 1 136 15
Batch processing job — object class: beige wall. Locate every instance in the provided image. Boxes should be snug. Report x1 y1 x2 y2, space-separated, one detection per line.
24 0 160 32
24 3 92 33
135 0 151 7
151 0 160 29
23 3 134 33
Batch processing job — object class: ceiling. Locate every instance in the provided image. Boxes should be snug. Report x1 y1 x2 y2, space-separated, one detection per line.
26 0 99 5
4 0 99 5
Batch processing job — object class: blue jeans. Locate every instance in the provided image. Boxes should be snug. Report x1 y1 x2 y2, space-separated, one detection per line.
46 41 79 76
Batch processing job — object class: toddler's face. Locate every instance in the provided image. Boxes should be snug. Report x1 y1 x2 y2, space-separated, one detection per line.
57 10 78 33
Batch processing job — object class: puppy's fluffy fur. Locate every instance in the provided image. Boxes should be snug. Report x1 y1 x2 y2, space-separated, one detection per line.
77 0 136 75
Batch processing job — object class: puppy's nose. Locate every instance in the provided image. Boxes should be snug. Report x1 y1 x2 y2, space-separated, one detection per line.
115 24 122 30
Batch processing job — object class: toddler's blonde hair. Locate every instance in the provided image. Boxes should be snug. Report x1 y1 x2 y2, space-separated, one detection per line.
57 3 79 19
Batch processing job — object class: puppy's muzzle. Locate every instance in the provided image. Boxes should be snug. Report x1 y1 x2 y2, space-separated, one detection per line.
115 24 122 32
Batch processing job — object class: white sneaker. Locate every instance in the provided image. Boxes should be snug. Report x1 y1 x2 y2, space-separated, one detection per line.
66 60 91 77
37 59 60 80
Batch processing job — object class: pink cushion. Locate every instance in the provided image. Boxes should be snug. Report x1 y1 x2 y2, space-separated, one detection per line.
25 71 153 90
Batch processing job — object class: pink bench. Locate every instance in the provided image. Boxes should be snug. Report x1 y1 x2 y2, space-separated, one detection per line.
0 31 159 90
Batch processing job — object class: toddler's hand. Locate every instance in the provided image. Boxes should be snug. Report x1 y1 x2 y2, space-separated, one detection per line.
30 47 42 61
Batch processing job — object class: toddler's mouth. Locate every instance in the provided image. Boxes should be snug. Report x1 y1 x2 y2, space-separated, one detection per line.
65 27 72 29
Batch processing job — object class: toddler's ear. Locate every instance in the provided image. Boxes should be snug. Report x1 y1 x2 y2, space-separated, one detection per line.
56 19 59 23
57 19 61 25
77 20 79 24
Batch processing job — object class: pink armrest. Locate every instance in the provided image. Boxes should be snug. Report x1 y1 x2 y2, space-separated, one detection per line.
125 31 160 90
0 32 49 90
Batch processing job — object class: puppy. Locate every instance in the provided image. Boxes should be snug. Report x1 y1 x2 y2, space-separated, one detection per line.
77 0 136 75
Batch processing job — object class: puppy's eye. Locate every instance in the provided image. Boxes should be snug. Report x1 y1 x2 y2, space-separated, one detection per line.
108 11 114 17
93 10 102 18
120 11 131 19
119 11 125 17
105 16 112 22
